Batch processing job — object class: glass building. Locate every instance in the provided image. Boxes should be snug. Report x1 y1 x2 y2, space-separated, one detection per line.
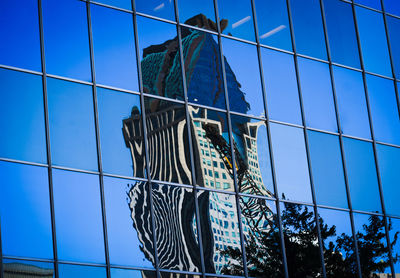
1 0 400 277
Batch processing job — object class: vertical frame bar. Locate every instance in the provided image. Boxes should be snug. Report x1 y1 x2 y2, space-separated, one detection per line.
0 216 3 278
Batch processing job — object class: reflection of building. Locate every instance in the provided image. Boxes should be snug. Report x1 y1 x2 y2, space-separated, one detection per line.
4 263 54 278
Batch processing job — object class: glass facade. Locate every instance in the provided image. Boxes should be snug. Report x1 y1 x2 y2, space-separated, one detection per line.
0 0 399 277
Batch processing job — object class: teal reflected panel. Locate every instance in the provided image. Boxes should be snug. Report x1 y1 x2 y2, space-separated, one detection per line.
366 74 400 145
298 58 337 132
387 217 400 274
261 48 301 125
355 0 381 10
59 264 106 278
178 0 215 29
384 0 400 17
356 7 392 77
95 0 132 10
387 16 400 79
135 0 175 21
3 259 54 277
0 0 41 71
43 0 91 81
53 170 105 263
308 131 348 208
98 88 145 177
0 161 53 259
376 144 400 217
270 123 312 203
0 69 46 163
111 268 150 278
91 4 138 91
333 66 371 139
47 78 98 171
343 138 381 213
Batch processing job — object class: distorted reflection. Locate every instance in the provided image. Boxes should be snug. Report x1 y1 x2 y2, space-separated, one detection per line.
3 259 54 278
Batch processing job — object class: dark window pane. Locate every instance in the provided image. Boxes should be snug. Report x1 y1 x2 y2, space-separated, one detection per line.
111 268 155 278
43 0 91 81
387 16 400 80
289 0 327 60
298 58 337 132
104 177 154 268
376 144 400 217
323 0 360 68
95 0 132 10
261 48 302 125
387 217 400 274
53 170 105 263
343 138 381 213
47 78 98 171
254 0 292 51
366 74 400 145
270 123 313 203
137 16 184 101
385 0 400 17
0 161 53 259
58 264 106 278
135 0 175 21
222 38 265 117
0 0 41 71
3 259 54 278
0 69 46 163
308 131 348 209
217 0 255 42
333 66 371 139
355 0 381 10
91 5 138 91
98 88 145 177
178 0 216 30
356 7 392 77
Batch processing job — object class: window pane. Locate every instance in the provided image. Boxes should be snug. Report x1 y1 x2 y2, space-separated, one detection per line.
178 0 216 30
270 123 313 203
95 0 132 10
323 0 360 68
384 0 400 17
261 48 301 125
0 69 46 163
387 15 400 80
0 161 53 259
0 0 41 71
43 0 91 81
3 259 54 277
135 0 175 21
366 74 400 145
53 170 105 263
91 5 138 91
356 7 392 77
111 268 155 278
333 66 371 139
48 78 98 171
254 0 292 51
217 0 255 42
343 138 381 213
387 217 400 274
58 264 106 278
298 58 337 132
222 38 264 117
308 131 348 209
355 0 381 10
137 16 184 101
289 0 327 60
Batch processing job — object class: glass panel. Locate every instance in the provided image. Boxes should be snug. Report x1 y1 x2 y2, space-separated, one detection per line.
298 57 337 132
385 0 400 17
269 123 313 203
3 259 54 278
58 264 106 278
230 114 274 196
43 0 91 81
387 217 400 275
98 88 145 177
160 273 200 278
333 66 371 139
137 16 184 101
91 4 138 91
0 69 46 163
0 0 41 71
47 78 98 171
366 74 400 145
53 169 105 263
197 190 243 275
343 138 381 213
0 161 53 259
181 27 226 110
217 0 255 42
376 144 400 217
261 48 302 125
356 7 392 77
254 0 292 51
387 16 400 80
111 268 156 278
323 0 360 68
104 177 154 268
355 0 381 10
222 38 265 117
144 97 192 185
178 0 216 30
308 131 348 209
95 0 132 10
289 0 327 60
135 0 175 21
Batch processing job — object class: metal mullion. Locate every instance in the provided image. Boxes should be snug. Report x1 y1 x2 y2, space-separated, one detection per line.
86 3 111 278
0 64 43 76
0 216 3 278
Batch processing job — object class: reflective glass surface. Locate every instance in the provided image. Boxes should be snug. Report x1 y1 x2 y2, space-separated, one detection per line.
0 69 46 163
0 161 53 259
58 264 107 278
387 217 400 274
135 0 175 21
95 0 132 10
53 170 105 263
270 123 313 203
91 4 138 90
178 0 216 29
111 268 155 278
387 15 400 79
385 0 400 17
308 131 348 209
355 0 381 10
47 78 98 171
3 259 54 278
